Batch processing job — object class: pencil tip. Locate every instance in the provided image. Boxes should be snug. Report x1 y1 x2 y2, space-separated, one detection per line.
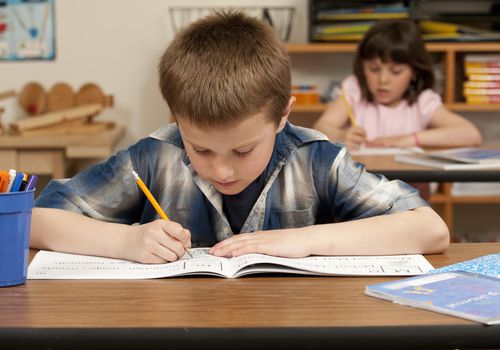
132 170 139 179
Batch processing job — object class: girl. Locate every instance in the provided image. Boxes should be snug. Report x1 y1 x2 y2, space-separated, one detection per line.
313 20 482 151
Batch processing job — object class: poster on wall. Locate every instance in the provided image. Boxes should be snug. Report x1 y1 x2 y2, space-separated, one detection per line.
0 0 55 60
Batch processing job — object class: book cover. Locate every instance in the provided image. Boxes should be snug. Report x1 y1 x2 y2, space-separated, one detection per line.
365 271 500 325
427 147 500 164
430 254 499 278
394 154 500 170
27 248 434 279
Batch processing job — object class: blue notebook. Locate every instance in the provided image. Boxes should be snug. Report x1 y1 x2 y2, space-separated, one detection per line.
428 147 500 164
365 271 500 325
430 254 499 278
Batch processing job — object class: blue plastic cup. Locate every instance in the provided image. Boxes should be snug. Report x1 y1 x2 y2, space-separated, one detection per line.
0 190 34 287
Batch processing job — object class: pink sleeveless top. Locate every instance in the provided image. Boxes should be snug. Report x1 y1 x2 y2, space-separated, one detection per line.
341 75 442 141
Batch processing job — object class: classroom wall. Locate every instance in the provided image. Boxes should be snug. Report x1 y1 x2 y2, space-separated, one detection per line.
0 0 307 147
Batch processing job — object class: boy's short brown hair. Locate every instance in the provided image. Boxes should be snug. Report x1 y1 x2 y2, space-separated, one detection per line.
158 11 291 128
353 19 435 105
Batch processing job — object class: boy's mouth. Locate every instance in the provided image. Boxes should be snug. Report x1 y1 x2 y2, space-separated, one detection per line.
214 180 238 188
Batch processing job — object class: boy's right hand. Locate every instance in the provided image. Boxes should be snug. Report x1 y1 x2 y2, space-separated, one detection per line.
124 220 191 264
344 126 367 151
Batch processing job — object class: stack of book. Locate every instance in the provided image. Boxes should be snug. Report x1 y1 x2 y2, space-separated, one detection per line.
311 3 408 42
463 54 500 104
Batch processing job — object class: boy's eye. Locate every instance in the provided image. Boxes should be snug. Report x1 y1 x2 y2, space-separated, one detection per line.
193 148 210 155
368 66 380 72
233 149 252 157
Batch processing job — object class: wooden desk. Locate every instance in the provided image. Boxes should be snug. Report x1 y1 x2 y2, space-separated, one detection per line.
0 243 498 350
354 154 500 183
0 125 125 178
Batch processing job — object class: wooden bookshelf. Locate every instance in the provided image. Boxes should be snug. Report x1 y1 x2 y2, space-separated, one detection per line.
287 42 500 109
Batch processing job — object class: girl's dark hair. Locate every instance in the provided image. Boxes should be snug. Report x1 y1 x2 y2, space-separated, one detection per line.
353 20 434 104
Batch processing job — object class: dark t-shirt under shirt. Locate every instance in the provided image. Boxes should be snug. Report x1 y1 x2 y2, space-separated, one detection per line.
222 173 266 234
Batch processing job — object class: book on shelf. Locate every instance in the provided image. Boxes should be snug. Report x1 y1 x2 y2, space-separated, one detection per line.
465 95 500 104
27 248 434 280
467 74 500 82
430 254 499 278
314 21 374 35
464 88 500 96
316 12 409 21
465 54 500 65
312 33 365 42
464 81 500 89
316 4 408 21
465 67 500 75
365 271 500 325
451 182 500 196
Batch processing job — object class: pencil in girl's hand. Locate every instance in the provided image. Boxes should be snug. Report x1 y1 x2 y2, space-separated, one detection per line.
340 88 357 126
132 170 192 258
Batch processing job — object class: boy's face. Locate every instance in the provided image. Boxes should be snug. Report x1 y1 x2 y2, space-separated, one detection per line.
177 105 291 195
363 57 413 107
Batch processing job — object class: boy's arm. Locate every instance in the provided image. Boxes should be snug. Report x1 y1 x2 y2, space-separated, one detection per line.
209 206 449 258
31 207 191 263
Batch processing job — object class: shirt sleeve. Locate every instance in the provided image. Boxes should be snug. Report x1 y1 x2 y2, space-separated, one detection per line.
35 146 144 225
417 89 443 128
327 149 428 221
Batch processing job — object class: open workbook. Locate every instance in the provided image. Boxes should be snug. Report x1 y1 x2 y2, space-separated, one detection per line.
27 248 434 279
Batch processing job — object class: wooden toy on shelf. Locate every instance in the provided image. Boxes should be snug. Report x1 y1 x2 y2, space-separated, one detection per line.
9 82 115 136
19 82 46 115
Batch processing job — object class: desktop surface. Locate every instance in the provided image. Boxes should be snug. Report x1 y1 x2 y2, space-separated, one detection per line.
0 243 499 349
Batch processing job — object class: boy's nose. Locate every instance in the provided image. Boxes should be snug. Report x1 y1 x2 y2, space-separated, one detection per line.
212 160 234 182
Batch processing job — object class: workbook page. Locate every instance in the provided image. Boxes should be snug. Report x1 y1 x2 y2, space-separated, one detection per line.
28 248 233 279
227 253 434 277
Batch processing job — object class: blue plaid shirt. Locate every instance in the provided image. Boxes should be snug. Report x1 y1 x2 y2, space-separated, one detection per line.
36 122 427 247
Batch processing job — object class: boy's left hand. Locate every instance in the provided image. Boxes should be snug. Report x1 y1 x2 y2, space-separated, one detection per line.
209 229 311 258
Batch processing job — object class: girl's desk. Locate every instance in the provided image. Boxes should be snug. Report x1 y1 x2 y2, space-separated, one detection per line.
0 243 498 349
354 153 500 183
0 125 125 179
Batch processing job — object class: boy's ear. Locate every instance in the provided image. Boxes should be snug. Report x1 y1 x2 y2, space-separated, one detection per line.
277 96 296 133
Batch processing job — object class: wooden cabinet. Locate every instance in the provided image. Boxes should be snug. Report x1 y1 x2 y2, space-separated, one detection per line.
286 42 500 238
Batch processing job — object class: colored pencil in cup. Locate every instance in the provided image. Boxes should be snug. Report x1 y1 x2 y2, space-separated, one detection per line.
132 170 192 258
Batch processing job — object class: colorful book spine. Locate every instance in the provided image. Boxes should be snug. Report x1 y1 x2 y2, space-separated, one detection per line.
465 95 500 104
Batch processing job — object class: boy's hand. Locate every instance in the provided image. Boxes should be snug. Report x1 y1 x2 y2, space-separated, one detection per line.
125 220 191 264
209 229 311 258
344 126 367 151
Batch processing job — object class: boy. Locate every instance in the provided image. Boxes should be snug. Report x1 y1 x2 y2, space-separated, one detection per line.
31 11 449 263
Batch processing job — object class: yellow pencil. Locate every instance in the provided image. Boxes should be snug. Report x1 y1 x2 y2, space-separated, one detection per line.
132 170 192 258
340 88 357 126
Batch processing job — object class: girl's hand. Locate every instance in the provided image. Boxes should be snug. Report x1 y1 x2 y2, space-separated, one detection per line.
124 219 191 264
209 229 311 258
366 134 414 148
344 126 367 151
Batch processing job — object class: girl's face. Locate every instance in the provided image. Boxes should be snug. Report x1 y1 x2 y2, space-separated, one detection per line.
363 58 414 107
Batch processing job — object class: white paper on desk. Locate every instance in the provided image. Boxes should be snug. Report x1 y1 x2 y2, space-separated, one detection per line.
351 146 424 156
27 248 434 279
